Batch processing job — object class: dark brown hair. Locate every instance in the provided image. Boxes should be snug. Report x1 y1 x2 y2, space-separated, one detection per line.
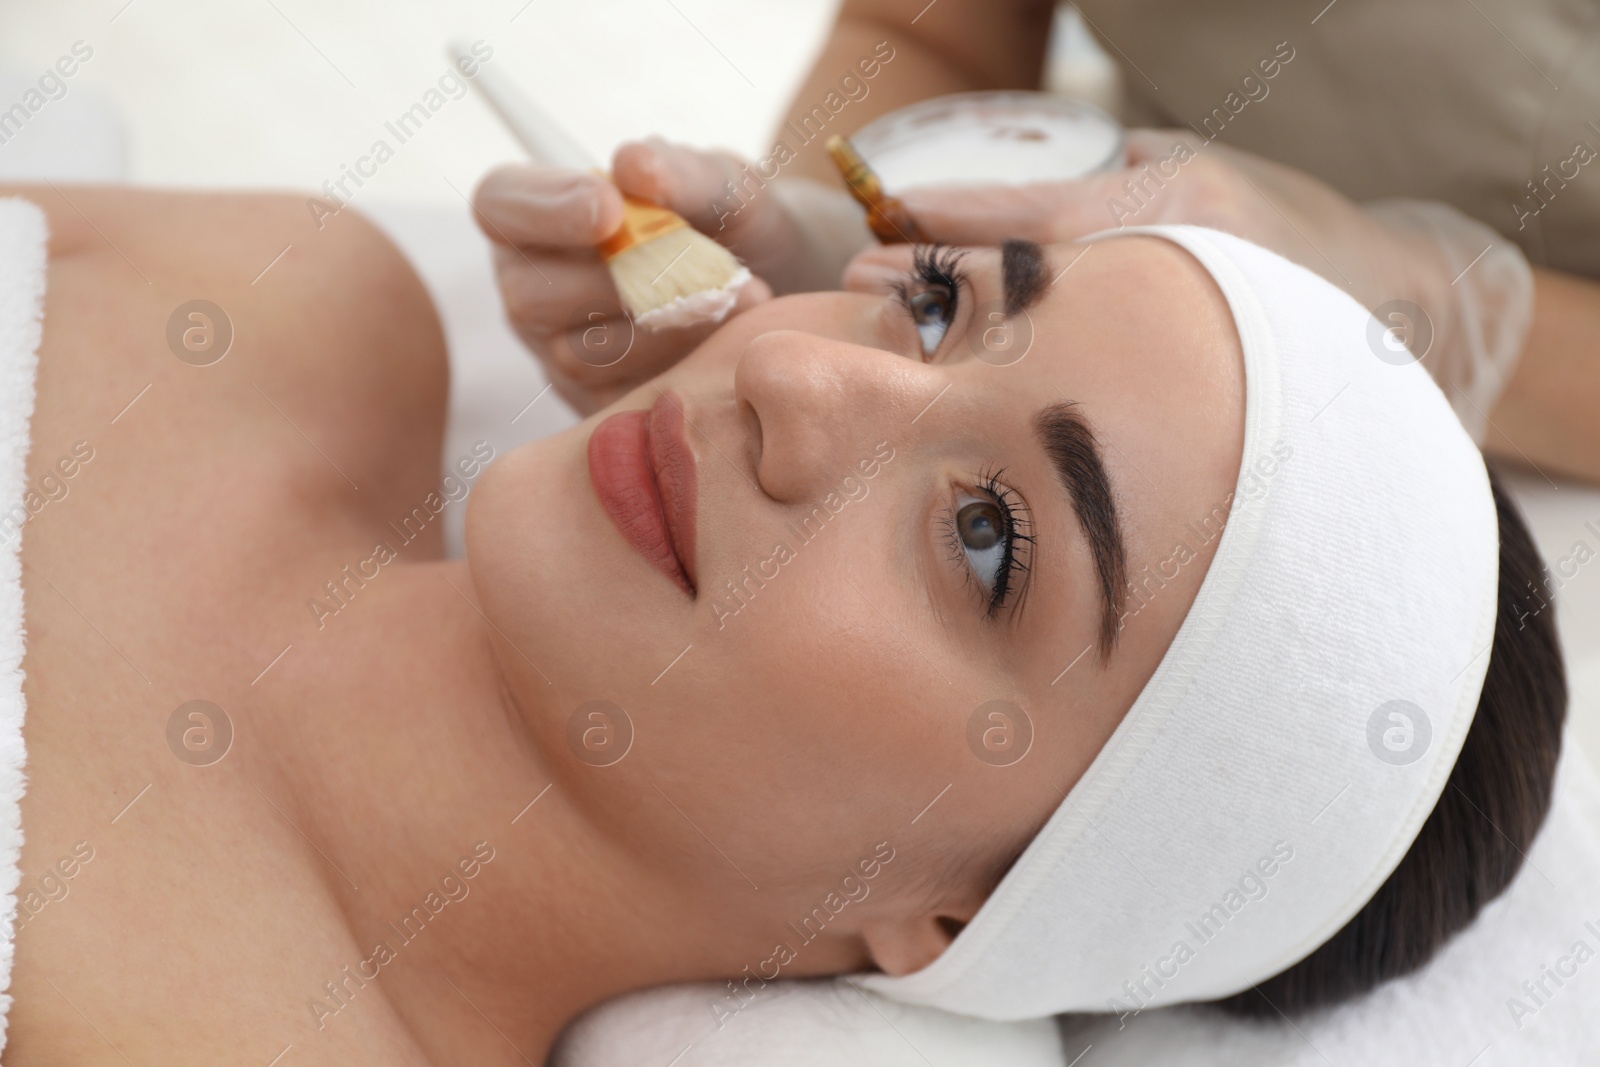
1214 464 1568 1016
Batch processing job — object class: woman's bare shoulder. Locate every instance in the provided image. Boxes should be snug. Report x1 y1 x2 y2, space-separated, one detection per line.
8 184 450 551
2 186 453 1065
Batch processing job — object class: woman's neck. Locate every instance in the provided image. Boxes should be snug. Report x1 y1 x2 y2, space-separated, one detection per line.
253 559 752 1065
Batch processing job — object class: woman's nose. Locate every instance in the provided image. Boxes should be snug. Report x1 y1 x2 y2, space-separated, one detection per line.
734 328 930 504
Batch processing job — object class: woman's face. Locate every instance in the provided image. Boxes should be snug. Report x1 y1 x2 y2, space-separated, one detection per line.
467 234 1245 973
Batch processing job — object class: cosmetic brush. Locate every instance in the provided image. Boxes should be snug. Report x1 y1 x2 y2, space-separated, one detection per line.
825 134 929 244
451 42 751 331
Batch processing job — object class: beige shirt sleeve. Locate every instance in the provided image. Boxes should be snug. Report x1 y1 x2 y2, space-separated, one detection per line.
1073 0 1600 277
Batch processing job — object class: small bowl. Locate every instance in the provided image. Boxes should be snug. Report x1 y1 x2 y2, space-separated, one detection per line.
851 91 1125 191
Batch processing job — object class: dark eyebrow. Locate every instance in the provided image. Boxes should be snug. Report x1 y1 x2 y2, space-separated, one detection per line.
1002 238 1050 318
1033 401 1127 663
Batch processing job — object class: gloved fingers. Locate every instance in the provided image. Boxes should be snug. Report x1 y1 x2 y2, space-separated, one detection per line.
895 177 1130 245
481 145 786 416
842 245 919 295
612 137 748 231
506 267 773 416
491 244 614 327
612 137 809 280
891 128 1247 247
1122 128 1207 168
472 164 626 248
543 276 773 412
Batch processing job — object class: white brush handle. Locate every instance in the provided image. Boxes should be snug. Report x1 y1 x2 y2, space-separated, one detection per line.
449 39 596 170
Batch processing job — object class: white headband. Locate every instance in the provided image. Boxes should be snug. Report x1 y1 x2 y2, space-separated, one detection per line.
857 225 1500 1019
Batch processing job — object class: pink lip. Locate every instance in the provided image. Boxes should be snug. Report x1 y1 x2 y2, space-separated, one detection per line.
587 391 698 597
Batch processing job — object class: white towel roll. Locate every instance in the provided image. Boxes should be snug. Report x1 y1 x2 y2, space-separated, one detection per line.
0 196 49 1054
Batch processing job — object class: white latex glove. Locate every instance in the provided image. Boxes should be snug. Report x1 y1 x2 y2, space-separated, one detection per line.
472 137 870 416
1362 199 1533 444
869 129 1532 445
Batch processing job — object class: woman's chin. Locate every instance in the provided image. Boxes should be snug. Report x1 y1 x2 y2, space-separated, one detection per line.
464 432 692 685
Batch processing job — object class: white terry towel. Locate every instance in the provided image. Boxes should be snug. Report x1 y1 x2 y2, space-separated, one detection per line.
0 196 49 1053
554 738 1600 1066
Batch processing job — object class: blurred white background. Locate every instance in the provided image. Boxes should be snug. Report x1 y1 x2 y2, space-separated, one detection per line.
0 0 836 198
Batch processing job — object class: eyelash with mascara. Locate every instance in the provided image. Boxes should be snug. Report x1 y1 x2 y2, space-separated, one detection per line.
890 244 969 360
941 466 1035 617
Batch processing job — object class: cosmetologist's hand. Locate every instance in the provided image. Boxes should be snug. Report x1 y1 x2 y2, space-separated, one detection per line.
847 129 1533 444
473 137 869 416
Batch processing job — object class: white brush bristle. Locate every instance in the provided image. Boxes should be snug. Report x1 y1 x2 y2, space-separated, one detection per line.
608 227 751 330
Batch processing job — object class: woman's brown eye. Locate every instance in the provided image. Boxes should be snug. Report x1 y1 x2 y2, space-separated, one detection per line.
958 499 1003 551
954 494 1012 600
909 287 955 355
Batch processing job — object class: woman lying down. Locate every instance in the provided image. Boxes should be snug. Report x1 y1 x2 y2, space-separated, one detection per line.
3 185 1564 1065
